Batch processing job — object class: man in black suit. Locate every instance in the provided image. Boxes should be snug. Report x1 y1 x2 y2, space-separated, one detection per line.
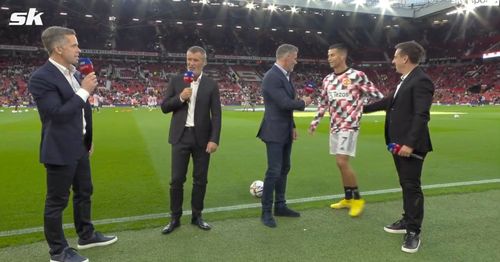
257 44 312 228
28 26 117 262
364 41 434 253
161 46 221 234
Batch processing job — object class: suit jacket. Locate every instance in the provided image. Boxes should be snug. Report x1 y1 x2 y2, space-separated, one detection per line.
364 66 434 153
161 74 221 147
257 65 306 144
28 61 93 165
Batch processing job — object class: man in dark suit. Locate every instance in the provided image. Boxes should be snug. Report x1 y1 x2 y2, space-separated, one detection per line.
364 41 434 253
257 44 312 228
161 46 221 234
28 26 117 262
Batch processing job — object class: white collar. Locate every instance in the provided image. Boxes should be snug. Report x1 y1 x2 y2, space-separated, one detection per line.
49 58 77 75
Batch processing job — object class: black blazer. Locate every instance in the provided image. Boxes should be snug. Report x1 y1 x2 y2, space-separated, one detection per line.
161 74 221 147
364 67 434 153
28 61 93 165
257 65 305 143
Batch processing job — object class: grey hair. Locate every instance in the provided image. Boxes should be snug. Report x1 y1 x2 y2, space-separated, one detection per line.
276 44 298 60
41 26 76 55
187 46 207 62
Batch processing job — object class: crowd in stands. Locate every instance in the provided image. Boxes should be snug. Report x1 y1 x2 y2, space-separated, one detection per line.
2 52 499 110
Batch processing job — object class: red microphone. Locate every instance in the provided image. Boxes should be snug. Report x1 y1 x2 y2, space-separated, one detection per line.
78 58 94 76
387 143 423 160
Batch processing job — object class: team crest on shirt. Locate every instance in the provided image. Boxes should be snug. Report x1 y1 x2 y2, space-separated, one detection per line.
342 78 351 86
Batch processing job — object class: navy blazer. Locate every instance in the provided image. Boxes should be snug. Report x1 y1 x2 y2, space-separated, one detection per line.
28 61 93 165
161 74 222 147
364 67 434 153
257 65 306 143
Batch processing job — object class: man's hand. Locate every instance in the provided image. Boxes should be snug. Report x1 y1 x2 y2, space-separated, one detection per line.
293 128 298 140
398 145 414 158
180 87 193 101
206 142 218 153
302 96 312 106
81 72 97 94
308 126 315 135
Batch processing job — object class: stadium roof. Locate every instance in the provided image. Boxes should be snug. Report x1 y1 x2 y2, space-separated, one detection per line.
248 0 456 18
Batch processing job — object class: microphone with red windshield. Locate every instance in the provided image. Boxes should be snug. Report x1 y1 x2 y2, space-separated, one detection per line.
78 58 94 76
183 71 195 85
387 143 423 160
304 80 317 95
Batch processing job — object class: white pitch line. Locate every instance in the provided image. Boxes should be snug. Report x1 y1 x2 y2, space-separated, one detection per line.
1 178 499 238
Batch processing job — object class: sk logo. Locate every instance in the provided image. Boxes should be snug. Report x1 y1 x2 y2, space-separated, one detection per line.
9 8 44 26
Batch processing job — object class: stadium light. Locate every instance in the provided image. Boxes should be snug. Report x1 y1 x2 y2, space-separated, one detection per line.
354 0 366 6
155 20 162 23
201 0 209 4
60 12 68 16
132 18 139 21
305 30 311 33
197 22 203 26
288 29 294 32
378 0 393 10
176 21 183 24
1 6 10 10
254 27 260 30
271 28 277 31
216 24 223 27
85 14 93 18
290 6 298 13
246 2 255 10
235 25 242 29
267 4 277 12
317 31 322 34
331 0 343 4
109 16 116 21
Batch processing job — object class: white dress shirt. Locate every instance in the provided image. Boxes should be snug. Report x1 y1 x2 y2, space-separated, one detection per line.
185 72 202 127
49 58 89 135
393 67 416 98
274 63 290 81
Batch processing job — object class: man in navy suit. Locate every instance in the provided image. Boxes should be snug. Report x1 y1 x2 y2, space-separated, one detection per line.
364 41 434 253
160 46 221 234
29 26 117 262
257 44 312 228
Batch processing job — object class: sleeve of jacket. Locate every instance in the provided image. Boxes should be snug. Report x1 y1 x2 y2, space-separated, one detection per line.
29 73 86 124
363 95 391 113
161 77 186 114
83 102 93 150
209 81 222 145
405 77 434 148
263 73 305 111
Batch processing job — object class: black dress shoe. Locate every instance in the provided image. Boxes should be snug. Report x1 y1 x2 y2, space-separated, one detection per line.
161 219 180 234
191 217 211 230
261 212 277 228
274 207 300 217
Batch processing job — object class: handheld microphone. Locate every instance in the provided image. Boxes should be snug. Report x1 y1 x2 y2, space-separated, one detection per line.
387 143 423 160
304 81 316 95
183 71 194 85
78 58 94 76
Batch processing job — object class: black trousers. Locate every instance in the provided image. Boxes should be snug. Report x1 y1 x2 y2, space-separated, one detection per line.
170 127 210 219
44 147 94 255
261 142 292 212
393 153 427 234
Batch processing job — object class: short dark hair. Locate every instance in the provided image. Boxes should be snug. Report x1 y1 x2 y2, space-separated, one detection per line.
328 43 348 55
395 41 425 64
41 26 76 55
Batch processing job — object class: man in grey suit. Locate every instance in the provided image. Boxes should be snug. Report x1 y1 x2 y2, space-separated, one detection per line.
161 46 222 234
364 41 434 253
257 44 312 228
